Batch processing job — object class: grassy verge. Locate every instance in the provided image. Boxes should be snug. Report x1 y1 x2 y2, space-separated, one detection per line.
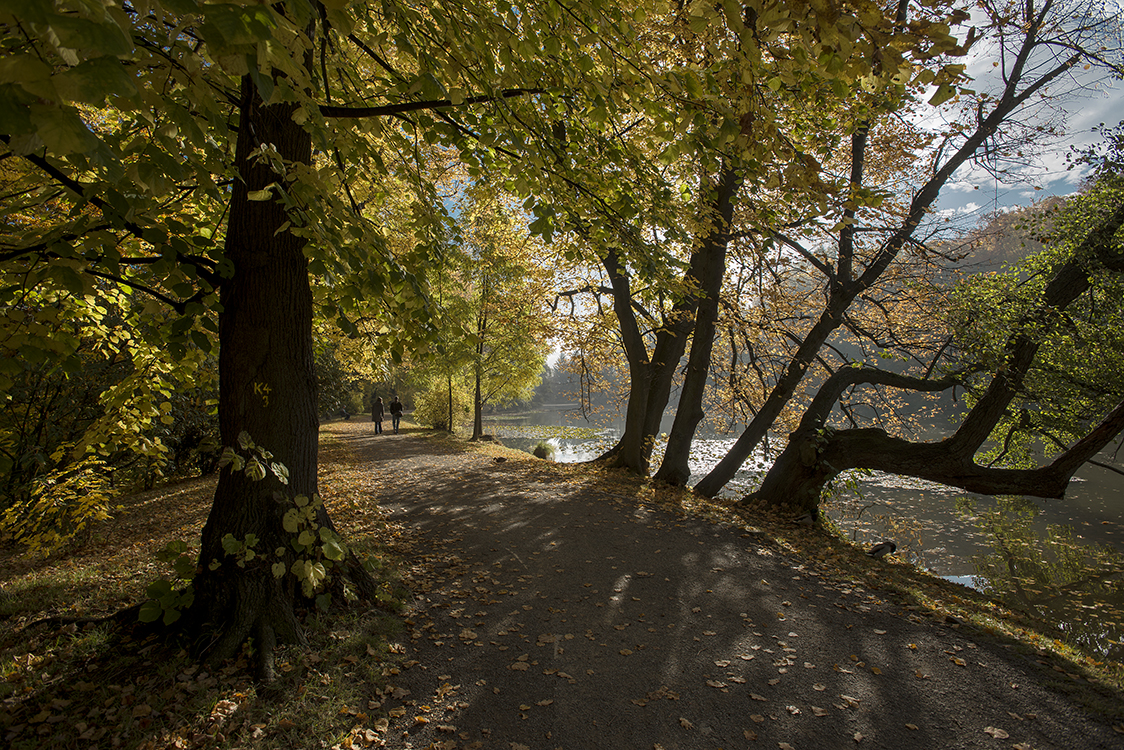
0 427 412 750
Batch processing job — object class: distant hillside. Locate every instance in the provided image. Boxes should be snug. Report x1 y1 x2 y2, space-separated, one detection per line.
956 196 1065 273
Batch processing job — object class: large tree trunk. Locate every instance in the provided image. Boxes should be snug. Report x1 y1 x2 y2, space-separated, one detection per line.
186 74 374 679
654 166 740 485
596 242 711 475
188 75 316 674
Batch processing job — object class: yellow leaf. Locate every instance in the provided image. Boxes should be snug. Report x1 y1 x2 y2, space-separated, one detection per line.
905 723 918 730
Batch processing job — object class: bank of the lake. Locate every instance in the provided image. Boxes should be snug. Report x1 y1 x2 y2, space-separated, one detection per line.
482 406 1124 662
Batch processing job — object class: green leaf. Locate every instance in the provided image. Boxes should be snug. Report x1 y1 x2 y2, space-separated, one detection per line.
297 529 316 546
52 56 138 104
30 106 101 154
138 600 163 623
928 83 956 106
221 533 241 555
145 579 173 599
322 539 345 561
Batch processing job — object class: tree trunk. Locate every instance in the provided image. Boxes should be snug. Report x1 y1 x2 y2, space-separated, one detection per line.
186 74 375 679
654 166 740 485
187 75 316 675
596 243 710 475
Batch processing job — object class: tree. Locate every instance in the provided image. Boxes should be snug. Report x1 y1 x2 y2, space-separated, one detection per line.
747 167 1124 511
0 0 651 676
692 0 1124 498
458 183 552 439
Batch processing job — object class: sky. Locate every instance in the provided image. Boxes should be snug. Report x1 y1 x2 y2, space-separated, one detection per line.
930 6 1123 224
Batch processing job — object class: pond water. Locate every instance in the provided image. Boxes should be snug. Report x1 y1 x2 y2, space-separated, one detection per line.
482 406 1124 660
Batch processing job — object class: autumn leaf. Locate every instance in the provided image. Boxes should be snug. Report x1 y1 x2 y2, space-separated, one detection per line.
983 727 1009 739
679 717 694 729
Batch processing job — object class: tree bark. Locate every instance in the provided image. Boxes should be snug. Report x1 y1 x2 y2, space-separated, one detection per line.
186 73 376 678
597 245 706 474
187 75 317 674
654 166 740 485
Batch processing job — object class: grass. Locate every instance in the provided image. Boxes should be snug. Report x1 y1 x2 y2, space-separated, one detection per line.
0 428 413 750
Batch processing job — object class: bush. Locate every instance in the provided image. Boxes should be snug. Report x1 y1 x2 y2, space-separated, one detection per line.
412 378 472 430
532 441 555 460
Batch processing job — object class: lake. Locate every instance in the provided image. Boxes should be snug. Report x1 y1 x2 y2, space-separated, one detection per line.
482 406 1124 660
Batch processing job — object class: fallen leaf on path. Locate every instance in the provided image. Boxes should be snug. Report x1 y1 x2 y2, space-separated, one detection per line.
853 731 864 742
679 717 694 729
983 727 1009 739
812 706 828 717
750 714 765 723
750 693 767 701
813 683 826 691
744 729 757 740
905 723 918 730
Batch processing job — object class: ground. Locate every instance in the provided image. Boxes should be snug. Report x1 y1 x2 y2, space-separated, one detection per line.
2 419 1122 749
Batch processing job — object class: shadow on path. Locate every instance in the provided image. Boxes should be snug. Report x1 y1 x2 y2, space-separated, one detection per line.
321 421 1120 750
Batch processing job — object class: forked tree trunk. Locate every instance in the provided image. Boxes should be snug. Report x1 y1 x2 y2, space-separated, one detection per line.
654 166 740 485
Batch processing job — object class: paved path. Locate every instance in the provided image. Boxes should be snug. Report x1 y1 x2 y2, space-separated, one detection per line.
326 424 1121 750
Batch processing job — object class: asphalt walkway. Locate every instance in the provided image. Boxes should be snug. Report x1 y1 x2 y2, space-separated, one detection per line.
326 424 1121 750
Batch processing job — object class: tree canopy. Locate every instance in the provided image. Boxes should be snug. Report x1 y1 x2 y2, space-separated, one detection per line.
2 0 1122 675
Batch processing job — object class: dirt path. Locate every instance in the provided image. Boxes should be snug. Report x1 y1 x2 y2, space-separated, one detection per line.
325 422 1121 750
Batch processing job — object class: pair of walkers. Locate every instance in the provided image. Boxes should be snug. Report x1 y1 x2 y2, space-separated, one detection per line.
372 396 403 434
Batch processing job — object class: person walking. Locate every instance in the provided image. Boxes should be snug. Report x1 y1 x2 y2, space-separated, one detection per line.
389 396 403 434
372 396 384 434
